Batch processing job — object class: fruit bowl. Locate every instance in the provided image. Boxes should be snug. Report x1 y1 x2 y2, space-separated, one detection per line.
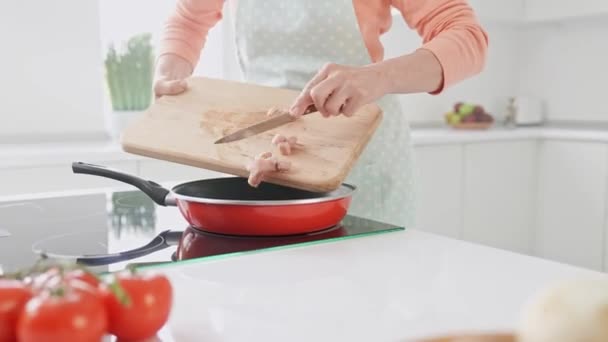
414 332 516 342
451 122 493 130
445 102 494 130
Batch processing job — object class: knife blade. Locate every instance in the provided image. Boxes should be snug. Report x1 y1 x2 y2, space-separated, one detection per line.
214 105 317 144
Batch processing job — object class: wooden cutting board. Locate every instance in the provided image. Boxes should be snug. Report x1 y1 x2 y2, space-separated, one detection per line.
121 77 382 192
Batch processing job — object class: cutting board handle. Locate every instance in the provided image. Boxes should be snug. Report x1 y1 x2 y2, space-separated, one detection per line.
71 162 172 206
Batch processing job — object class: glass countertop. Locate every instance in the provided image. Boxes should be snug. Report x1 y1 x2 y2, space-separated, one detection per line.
0 187 403 274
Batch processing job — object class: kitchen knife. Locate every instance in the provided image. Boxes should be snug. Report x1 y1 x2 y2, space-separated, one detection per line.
214 105 317 144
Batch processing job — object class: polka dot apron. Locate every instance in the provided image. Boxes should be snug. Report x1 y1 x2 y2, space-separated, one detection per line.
231 0 415 228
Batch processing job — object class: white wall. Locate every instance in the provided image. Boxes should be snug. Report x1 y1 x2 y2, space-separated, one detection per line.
0 0 106 142
381 20 521 124
219 10 522 125
99 0 225 80
0 0 226 144
3 0 604 145
519 17 608 122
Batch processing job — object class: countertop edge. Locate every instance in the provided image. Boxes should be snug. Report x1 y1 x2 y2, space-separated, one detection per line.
3 125 608 168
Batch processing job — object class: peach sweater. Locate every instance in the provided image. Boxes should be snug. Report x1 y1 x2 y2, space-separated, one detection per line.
159 0 488 92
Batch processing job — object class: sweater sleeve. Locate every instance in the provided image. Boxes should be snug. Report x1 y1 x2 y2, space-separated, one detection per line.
393 0 489 94
158 0 224 68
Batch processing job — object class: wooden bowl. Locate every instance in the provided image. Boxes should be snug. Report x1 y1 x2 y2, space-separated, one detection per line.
414 332 516 342
450 122 493 130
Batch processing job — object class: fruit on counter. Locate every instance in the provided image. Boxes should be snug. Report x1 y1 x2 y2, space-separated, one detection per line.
445 102 494 126
453 102 463 113
458 103 475 117
0 259 173 342
462 114 476 123
473 105 484 116
475 112 494 123
517 278 608 342
444 112 451 122
445 112 461 125
103 271 173 341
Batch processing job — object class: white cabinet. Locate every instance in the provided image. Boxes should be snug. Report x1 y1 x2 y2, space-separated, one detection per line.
393 0 525 23
392 0 608 23
525 0 608 22
0 161 138 196
535 141 608 271
468 0 525 23
413 145 463 238
605 144 608 272
462 141 538 254
137 159 228 183
0 158 231 197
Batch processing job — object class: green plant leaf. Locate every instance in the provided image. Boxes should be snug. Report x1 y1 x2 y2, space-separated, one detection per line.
104 33 154 111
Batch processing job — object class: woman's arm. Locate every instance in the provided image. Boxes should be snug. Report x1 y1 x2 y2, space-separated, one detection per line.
158 0 224 68
154 0 224 97
391 0 489 94
373 49 444 95
291 0 488 116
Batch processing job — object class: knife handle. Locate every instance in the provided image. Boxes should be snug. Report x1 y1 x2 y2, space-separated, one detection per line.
269 105 317 117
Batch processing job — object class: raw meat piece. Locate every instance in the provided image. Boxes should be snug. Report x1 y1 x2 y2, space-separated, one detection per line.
245 152 291 188
271 134 300 155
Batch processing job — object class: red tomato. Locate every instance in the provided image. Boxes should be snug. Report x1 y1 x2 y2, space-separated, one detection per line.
27 268 62 292
103 272 172 341
63 269 100 289
0 279 32 342
28 268 100 294
17 282 107 342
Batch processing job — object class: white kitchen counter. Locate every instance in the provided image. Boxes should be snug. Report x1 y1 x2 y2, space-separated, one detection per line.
0 140 137 169
411 123 608 146
3 123 608 168
150 228 605 342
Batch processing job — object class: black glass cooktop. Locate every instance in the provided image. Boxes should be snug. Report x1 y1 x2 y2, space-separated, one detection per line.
0 188 403 274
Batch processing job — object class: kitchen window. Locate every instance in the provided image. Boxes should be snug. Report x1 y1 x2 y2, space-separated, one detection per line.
0 0 227 144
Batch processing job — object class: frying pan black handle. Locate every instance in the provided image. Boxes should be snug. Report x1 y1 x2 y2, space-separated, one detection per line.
76 230 181 266
72 162 172 206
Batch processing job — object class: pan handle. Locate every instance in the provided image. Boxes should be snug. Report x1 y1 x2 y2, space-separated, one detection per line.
72 162 173 206
76 230 181 266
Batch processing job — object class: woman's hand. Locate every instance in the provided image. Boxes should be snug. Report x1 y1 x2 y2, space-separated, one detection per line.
289 63 389 118
153 54 193 98
289 49 444 118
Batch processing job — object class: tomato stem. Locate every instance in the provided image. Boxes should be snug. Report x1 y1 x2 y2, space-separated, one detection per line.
49 285 66 297
109 278 132 306
127 264 138 275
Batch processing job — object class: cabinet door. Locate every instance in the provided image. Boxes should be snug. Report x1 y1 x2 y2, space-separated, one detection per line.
468 0 525 23
536 141 607 271
605 146 608 272
0 161 138 196
393 0 524 23
462 141 538 254
413 145 463 238
137 159 228 183
525 0 608 21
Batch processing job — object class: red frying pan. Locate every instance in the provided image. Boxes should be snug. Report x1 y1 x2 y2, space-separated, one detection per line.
72 162 355 236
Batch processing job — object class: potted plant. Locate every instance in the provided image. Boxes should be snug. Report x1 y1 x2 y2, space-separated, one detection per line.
104 33 154 139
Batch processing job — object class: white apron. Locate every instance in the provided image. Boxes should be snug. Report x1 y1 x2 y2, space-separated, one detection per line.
231 0 415 228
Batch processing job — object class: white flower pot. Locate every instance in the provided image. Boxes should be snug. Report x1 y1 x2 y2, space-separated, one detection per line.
106 110 144 140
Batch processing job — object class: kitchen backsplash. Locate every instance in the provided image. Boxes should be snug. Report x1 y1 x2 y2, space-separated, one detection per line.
519 16 608 123
381 20 521 124
3 1 606 144
383 14 608 125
